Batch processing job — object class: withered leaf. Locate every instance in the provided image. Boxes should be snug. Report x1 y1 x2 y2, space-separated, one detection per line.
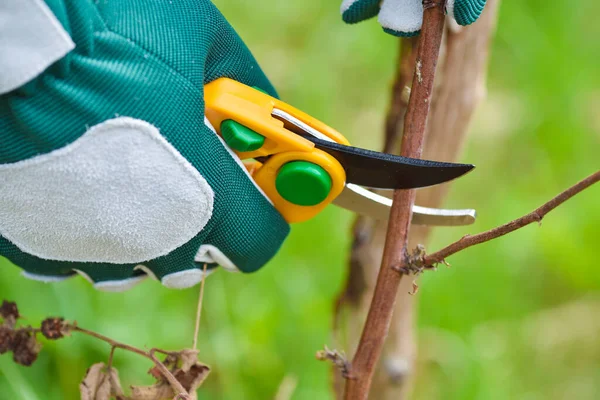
177 349 200 372
132 360 210 400
130 382 174 400
80 363 115 400
175 363 210 393
108 366 125 397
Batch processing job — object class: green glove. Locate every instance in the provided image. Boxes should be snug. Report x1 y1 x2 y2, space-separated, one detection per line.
341 0 487 37
0 0 289 291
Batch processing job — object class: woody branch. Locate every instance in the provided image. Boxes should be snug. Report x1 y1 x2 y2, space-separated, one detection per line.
343 3 447 399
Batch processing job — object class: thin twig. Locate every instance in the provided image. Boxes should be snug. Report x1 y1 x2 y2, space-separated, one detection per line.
344 4 447 399
107 346 116 370
316 346 351 379
416 170 600 268
105 345 125 398
192 264 208 350
73 326 151 360
152 348 178 357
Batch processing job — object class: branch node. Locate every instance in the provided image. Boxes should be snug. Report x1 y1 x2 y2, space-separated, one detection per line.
316 346 352 379
418 171 599 273
392 244 432 276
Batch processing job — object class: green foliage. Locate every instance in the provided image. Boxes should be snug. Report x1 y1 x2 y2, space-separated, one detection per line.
1 1 599 398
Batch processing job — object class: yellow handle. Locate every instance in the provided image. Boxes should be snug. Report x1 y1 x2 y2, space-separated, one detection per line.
204 78 349 223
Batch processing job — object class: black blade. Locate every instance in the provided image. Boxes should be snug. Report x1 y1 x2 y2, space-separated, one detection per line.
305 136 474 189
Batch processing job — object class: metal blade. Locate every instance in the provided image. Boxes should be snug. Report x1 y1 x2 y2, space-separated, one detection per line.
272 108 474 189
335 184 476 226
307 137 473 189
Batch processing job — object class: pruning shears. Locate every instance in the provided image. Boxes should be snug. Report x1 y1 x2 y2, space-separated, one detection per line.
205 78 476 225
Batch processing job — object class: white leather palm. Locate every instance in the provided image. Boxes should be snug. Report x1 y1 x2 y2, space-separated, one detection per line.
0 117 214 264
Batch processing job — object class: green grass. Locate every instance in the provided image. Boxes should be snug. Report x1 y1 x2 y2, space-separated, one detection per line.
1 1 599 399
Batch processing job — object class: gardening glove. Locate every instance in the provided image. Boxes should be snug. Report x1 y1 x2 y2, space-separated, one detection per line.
0 0 289 291
340 0 487 37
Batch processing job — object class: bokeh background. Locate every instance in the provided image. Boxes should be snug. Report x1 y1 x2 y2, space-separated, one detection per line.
1 1 599 399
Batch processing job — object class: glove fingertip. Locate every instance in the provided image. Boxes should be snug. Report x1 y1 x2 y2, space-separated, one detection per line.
72 268 147 292
378 0 423 37
383 27 421 38
161 268 213 290
21 270 75 283
341 0 381 24
92 275 148 292
448 0 487 26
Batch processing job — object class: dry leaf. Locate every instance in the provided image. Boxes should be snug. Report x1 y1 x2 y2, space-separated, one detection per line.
178 349 200 372
108 367 125 397
95 376 112 400
80 363 111 400
132 360 210 400
80 363 124 400
130 382 174 400
175 364 210 393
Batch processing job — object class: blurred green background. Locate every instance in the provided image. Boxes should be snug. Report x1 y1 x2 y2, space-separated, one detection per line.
1 1 599 399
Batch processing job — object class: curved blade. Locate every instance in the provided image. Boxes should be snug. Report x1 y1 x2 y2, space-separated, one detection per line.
336 184 476 226
271 108 474 189
307 136 474 189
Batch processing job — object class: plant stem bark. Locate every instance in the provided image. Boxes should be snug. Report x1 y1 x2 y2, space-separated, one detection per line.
343 4 446 399
378 3 502 396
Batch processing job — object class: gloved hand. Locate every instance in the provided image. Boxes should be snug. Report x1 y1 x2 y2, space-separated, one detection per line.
340 0 487 37
0 0 289 291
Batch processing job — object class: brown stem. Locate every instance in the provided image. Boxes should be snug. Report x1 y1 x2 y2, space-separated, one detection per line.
73 326 151 360
107 346 116 370
335 3 502 396
343 5 446 399
419 170 600 268
332 37 418 399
